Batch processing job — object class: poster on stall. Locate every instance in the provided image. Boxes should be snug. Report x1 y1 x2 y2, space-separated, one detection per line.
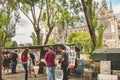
100 61 111 75
69 52 76 58
66 45 76 66
69 58 75 66
55 70 63 80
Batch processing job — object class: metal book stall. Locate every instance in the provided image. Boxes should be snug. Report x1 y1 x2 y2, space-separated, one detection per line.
92 48 120 80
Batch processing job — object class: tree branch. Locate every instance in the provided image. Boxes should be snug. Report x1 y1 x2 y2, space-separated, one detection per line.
46 0 50 27
18 5 34 25
51 10 57 27
30 1 36 26
31 0 37 24
38 0 44 25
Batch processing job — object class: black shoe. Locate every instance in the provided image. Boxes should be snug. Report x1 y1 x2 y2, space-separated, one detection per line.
12 72 17 74
34 74 37 78
14 72 17 74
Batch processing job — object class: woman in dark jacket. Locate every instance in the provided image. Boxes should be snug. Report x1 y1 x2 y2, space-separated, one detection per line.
3 51 11 73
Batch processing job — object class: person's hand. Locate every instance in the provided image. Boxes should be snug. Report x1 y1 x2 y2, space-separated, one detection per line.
58 60 61 63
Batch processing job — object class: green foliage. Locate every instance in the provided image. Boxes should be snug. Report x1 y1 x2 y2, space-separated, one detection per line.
30 32 37 45
47 39 56 45
0 0 19 49
30 32 43 45
68 32 91 54
83 0 104 52
8 0 82 45
11 41 18 48
96 24 105 48
68 32 78 43
86 0 98 30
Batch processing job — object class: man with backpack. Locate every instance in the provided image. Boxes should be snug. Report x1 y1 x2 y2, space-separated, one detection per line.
29 49 36 78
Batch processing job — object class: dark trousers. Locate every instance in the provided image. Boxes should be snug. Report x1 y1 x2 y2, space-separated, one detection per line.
62 67 68 80
12 62 17 73
23 63 28 80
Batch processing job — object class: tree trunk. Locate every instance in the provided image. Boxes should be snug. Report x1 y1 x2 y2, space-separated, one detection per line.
44 27 53 45
36 29 40 45
81 0 96 49
0 43 2 80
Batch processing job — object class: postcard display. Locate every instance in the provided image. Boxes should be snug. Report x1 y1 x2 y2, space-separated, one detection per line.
67 45 76 66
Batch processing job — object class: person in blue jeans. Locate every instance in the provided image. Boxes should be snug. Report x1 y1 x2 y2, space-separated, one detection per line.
44 46 56 80
21 48 29 80
23 62 28 80
11 50 18 74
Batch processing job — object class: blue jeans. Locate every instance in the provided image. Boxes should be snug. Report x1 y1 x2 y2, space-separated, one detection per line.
47 67 55 80
23 63 28 80
62 66 68 80
12 62 17 73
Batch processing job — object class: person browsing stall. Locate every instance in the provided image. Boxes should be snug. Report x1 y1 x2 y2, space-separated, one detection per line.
59 45 69 80
44 46 56 80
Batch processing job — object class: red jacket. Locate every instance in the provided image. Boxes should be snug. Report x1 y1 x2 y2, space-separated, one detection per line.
21 56 27 62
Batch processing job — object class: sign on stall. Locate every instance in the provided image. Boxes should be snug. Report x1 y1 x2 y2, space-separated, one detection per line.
100 61 111 75
66 45 76 66
55 63 63 80
98 74 118 80
55 70 63 80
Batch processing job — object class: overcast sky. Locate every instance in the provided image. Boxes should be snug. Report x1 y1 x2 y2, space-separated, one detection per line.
12 0 120 44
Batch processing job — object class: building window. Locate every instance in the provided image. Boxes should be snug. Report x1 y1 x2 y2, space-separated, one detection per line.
118 25 120 30
104 34 112 39
118 35 120 40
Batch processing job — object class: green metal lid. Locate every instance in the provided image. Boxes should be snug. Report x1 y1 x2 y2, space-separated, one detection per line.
93 48 120 54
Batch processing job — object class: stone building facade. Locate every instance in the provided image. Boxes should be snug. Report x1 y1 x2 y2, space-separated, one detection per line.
50 0 120 48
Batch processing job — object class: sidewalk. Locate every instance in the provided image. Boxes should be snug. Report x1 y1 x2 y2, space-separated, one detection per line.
2 70 97 80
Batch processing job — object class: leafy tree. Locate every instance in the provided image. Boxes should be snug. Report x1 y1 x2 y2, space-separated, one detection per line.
11 41 18 48
8 0 44 45
47 39 56 45
68 32 91 54
30 32 43 45
81 0 105 51
42 0 80 44
68 32 78 43
8 0 80 45
30 32 37 45
5 39 12 48
96 24 105 48
0 1 19 48
0 1 19 79
81 0 97 51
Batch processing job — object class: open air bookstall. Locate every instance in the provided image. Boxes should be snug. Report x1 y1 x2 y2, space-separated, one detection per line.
5 44 79 77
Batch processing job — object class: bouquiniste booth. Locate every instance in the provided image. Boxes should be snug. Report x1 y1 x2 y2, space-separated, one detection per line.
92 48 120 70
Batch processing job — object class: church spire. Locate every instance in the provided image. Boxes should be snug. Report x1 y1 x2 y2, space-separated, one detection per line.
109 1 113 13
101 0 107 9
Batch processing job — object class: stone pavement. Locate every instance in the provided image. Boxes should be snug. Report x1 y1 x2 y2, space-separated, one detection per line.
2 70 97 80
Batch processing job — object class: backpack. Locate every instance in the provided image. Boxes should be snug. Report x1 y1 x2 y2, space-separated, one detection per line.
30 53 35 65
